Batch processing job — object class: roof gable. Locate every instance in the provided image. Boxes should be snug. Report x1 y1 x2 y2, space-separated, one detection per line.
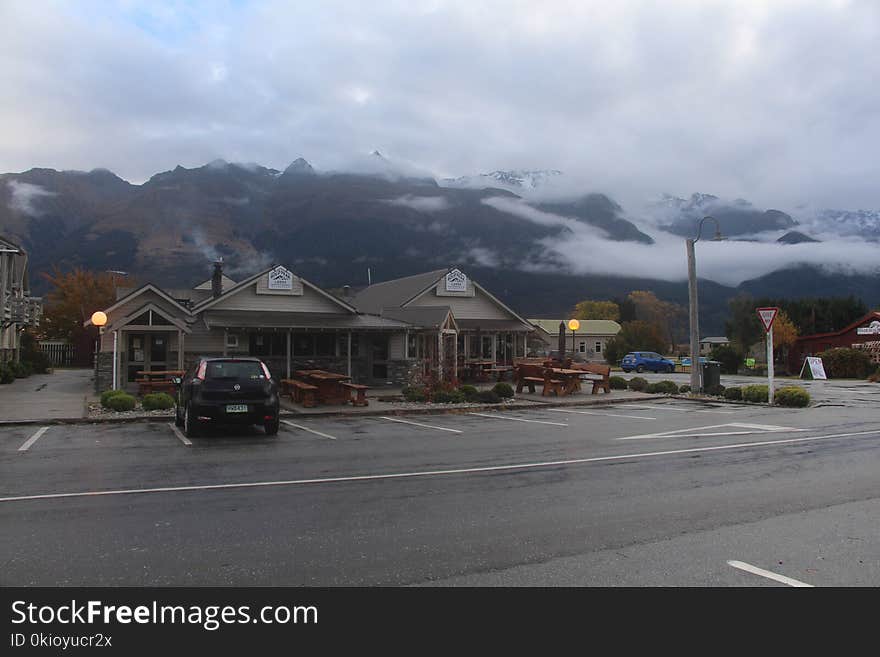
352 269 447 314
84 283 192 326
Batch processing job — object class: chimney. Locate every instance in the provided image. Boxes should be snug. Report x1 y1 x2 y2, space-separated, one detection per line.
342 285 351 298
211 258 223 298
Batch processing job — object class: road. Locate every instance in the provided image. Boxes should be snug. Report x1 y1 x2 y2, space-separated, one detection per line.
2 398 879 586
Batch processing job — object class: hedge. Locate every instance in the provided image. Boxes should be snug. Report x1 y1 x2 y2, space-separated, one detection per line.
609 376 628 390
104 393 136 412
492 382 514 399
724 387 743 401
402 386 427 402
100 389 128 408
705 384 726 397
817 348 873 379
142 392 175 410
628 377 648 392
432 390 466 404
0 364 14 384
743 384 769 403
476 390 501 404
679 384 691 394
458 384 479 401
646 380 678 395
774 386 810 407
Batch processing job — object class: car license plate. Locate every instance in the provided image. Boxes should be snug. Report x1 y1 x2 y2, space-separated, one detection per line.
226 404 248 413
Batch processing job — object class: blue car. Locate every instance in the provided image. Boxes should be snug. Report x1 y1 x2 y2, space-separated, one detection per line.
620 351 675 374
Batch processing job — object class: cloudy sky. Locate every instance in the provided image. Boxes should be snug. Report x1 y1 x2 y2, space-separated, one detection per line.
1 0 879 210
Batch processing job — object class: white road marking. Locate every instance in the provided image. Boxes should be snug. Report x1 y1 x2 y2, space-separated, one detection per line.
620 404 737 414
468 412 567 427
281 420 337 440
2 428 878 504
548 408 656 420
168 423 192 446
18 426 49 452
727 560 814 587
378 416 462 434
618 423 804 441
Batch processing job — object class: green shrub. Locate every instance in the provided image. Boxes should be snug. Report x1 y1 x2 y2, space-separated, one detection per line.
610 376 628 390
705 384 726 397
432 390 466 404
458 384 479 401
870 367 880 383
100 389 127 408
628 377 648 392
402 386 427 402
142 392 175 410
104 393 136 412
679 384 691 394
724 387 743 401
775 386 810 407
817 348 873 379
709 345 743 375
10 361 31 378
743 384 769 403
646 380 678 394
492 382 514 398
0 363 14 384
476 390 501 404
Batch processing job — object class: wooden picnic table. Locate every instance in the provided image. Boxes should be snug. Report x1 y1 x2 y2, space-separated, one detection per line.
293 369 354 405
135 370 184 396
549 368 584 396
464 360 495 381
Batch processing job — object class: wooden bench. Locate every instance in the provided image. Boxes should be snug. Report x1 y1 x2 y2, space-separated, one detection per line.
135 379 176 396
340 382 370 407
571 362 611 394
515 364 563 396
282 379 319 407
540 368 565 396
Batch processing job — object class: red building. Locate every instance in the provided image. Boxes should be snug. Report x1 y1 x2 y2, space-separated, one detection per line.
788 311 880 373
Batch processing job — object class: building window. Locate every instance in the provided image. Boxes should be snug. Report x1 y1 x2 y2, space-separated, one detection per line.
248 333 286 357
578 341 586 353
595 341 602 354
226 333 239 348
409 333 420 359
316 334 335 356
294 334 314 355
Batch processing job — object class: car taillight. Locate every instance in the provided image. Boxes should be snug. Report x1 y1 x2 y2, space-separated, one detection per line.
196 361 207 380
261 362 272 379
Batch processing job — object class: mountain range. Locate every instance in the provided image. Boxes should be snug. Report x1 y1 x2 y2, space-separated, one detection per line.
1 159 877 335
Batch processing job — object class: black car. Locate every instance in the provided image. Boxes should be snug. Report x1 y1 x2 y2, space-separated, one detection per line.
174 357 280 437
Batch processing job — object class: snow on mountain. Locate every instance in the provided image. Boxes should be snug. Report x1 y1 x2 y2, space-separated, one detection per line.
441 169 563 192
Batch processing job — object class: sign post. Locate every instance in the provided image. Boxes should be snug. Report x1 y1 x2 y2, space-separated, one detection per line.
757 307 779 405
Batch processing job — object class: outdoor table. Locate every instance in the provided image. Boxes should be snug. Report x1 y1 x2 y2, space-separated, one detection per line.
294 369 352 405
549 368 584 396
464 360 495 381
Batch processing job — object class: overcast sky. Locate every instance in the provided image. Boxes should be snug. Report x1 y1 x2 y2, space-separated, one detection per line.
1 0 879 210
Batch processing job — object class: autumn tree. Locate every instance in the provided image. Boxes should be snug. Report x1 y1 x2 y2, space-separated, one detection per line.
40 268 123 341
571 300 620 321
604 320 667 365
627 290 687 352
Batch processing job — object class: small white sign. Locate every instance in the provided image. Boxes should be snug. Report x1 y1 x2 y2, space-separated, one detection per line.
756 307 779 333
800 356 827 380
267 266 293 290
856 320 880 335
445 268 467 292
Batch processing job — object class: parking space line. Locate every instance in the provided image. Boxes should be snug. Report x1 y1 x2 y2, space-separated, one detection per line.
468 412 567 427
3 429 878 504
168 423 192 446
620 404 737 414
281 420 337 440
18 426 49 452
378 417 462 434
618 422 804 441
548 409 656 420
727 560 814 587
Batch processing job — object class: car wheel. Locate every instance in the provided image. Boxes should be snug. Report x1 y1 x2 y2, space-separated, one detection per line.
183 403 201 438
264 416 279 436
636 365 644 373
666 365 674 374
621 368 630 373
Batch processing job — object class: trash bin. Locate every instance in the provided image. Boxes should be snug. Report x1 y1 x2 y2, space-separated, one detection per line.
702 361 721 391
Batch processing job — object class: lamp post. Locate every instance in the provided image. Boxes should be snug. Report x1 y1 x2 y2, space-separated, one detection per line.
91 311 107 392
686 217 723 394
568 319 580 359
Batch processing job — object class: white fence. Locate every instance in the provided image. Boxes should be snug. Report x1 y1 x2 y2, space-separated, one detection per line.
39 340 76 367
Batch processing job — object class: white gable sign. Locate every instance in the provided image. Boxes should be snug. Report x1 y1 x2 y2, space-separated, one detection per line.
857 320 880 335
445 269 467 292
267 266 293 290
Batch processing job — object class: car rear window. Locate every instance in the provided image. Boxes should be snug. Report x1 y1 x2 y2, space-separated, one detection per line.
204 361 265 380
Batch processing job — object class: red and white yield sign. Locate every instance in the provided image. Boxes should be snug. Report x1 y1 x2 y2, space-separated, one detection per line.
756 307 779 333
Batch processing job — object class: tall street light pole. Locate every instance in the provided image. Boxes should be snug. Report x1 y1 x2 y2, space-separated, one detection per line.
687 216 723 394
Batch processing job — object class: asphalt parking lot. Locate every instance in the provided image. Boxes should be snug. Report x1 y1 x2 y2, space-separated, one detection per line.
2 397 880 586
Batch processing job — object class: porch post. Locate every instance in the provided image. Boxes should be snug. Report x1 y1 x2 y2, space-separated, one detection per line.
453 332 458 381
286 330 291 379
492 334 497 364
347 332 352 378
112 330 118 390
177 330 184 370
223 328 228 357
437 331 443 382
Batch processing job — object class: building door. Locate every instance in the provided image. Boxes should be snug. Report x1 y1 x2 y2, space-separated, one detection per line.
369 335 389 380
126 333 146 383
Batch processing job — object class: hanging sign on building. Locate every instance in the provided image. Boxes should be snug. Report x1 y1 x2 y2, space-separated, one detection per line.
267 266 293 290
444 269 467 292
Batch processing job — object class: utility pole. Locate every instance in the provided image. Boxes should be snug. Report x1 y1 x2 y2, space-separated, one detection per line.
687 238 701 393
